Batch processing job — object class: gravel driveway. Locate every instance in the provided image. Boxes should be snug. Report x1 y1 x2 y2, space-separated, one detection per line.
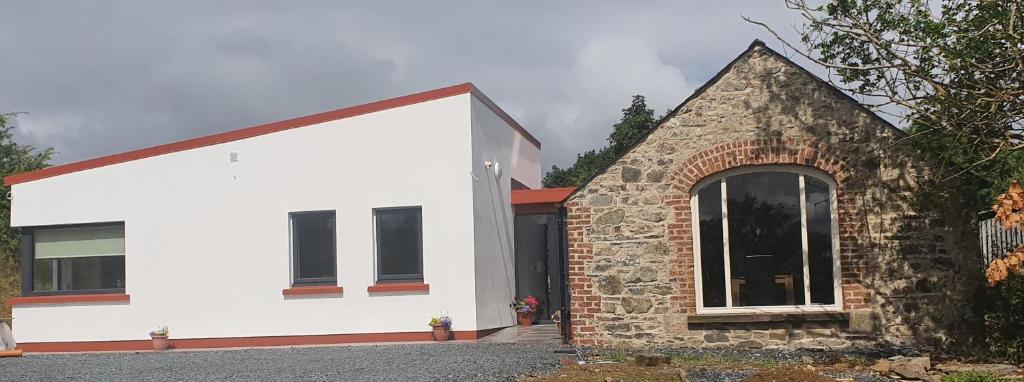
1 342 565 381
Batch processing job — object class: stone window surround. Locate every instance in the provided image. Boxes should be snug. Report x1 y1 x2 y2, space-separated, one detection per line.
689 165 843 314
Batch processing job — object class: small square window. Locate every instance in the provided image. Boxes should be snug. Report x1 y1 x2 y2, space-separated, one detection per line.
291 211 336 285
375 207 423 282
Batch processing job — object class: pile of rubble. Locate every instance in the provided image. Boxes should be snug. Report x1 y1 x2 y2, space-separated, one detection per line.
872 356 1021 381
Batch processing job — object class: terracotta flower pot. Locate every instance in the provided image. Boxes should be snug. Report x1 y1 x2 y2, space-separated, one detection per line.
517 311 534 326
151 335 169 351
431 325 451 341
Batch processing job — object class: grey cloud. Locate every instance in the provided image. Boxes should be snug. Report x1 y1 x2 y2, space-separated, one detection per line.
0 1 809 170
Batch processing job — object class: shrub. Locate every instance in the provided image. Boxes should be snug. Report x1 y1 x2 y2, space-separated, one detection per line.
983 272 1024 363
0 253 18 321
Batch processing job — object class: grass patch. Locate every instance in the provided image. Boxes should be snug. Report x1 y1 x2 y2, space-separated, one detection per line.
943 371 1015 382
605 351 629 363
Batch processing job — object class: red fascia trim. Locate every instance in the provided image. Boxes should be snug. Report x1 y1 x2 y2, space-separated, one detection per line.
17 328 507 353
367 282 430 293
468 85 542 149
511 187 576 205
5 82 536 186
281 286 344 296
7 294 130 306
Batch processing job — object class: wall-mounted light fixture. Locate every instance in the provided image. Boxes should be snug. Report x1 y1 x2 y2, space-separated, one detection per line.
484 161 502 179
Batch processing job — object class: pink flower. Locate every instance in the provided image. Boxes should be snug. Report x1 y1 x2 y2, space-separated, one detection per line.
524 295 539 307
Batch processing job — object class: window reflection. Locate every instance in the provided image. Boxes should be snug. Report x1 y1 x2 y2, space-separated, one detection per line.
694 169 837 309
727 172 804 307
698 182 726 307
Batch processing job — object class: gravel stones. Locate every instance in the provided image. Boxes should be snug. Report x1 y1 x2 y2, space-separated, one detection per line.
1 342 564 382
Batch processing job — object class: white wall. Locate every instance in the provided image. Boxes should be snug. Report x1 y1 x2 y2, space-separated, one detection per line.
10 94 485 343
469 95 542 330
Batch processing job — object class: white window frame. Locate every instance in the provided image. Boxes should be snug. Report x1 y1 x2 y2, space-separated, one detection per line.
690 165 843 314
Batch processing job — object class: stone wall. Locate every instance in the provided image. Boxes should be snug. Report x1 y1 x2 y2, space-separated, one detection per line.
566 41 983 351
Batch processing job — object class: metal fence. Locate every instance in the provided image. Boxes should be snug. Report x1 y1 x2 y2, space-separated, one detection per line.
979 214 1024 265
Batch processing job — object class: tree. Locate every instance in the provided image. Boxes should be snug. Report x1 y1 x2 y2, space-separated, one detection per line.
543 95 659 187
0 113 52 257
0 112 51 318
745 0 1024 199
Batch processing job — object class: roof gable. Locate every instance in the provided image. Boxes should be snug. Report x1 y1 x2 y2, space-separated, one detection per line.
567 39 906 199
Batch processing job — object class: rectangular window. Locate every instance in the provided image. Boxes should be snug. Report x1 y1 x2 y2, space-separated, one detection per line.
290 211 337 285
375 207 423 282
30 223 126 294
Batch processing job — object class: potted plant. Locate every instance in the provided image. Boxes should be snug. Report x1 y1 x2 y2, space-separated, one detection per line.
512 295 539 326
149 325 169 351
551 312 562 333
428 315 452 341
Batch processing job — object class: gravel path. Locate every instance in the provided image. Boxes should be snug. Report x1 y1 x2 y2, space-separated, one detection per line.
1 342 566 381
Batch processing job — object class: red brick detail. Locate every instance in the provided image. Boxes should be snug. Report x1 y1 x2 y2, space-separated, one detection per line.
566 138 872 346
565 199 604 347
668 138 869 311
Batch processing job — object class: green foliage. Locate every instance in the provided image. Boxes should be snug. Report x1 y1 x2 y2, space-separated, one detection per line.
542 95 661 188
760 0 1024 198
0 113 51 319
605 351 628 363
943 371 1013 382
0 113 52 257
909 124 1024 204
982 272 1024 364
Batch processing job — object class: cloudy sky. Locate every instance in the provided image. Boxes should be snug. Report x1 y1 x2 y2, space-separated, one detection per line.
0 1 812 170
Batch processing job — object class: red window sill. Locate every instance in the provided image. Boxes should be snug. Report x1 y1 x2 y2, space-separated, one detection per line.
367 282 430 293
7 294 130 306
282 285 344 296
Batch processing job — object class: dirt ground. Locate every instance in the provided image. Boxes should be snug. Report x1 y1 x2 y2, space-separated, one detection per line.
522 363 843 382
520 350 877 382
523 362 686 382
743 368 837 382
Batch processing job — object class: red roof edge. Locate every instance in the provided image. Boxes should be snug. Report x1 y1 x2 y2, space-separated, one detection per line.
511 187 576 205
6 82 539 186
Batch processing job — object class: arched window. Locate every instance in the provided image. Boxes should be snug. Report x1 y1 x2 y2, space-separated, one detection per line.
690 166 841 312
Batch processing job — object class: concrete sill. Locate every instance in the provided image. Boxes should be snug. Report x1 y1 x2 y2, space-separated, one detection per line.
282 286 344 297
367 282 430 294
7 293 130 306
687 311 849 324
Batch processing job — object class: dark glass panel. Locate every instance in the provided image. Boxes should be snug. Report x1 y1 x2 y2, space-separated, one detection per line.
293 212 336 281
726 172 805 306
56 256 125 291
33 259 55 292
377 208 422 279
805 176 836 304
697 181 727 307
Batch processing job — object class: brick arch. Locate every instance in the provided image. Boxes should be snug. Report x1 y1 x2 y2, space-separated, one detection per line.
666 138 868 313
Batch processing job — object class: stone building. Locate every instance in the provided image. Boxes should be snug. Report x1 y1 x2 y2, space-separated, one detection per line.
565 40 982 350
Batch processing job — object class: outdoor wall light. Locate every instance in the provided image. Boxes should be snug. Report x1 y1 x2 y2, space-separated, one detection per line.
484 161 502 179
